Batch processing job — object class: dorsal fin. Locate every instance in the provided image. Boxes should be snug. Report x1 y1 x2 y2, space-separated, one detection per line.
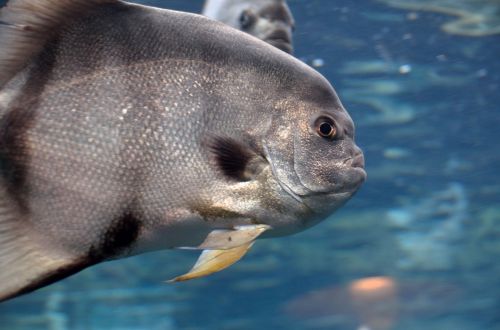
0 0 118 89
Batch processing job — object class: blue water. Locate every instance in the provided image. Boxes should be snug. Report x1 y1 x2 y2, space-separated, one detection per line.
1 1 499 329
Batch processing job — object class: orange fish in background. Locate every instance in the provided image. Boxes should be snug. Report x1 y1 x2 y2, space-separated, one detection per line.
348 277 399 330
283 276 461 330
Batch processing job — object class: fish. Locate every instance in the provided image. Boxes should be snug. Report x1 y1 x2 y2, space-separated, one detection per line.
0 0 366 301
202 0 295 53
284 278 462 329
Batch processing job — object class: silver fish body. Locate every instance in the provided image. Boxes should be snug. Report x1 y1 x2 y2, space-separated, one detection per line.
0 0 365 301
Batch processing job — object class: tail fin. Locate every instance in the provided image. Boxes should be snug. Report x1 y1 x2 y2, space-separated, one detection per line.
0 0 117 88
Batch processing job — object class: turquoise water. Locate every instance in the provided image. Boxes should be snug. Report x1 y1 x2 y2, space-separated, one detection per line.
1 0 499 329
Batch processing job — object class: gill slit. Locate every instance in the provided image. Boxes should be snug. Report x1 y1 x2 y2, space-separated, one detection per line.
262 144 303 205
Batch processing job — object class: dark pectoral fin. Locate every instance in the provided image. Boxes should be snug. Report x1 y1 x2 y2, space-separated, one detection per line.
0 186 87 302
208 135 266 181
208 136 253 181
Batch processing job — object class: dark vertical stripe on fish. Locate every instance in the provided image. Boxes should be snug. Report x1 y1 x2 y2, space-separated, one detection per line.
0 38 59 212
88 211 142 261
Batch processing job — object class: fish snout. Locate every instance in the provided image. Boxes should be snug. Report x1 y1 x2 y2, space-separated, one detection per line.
328 151 366 194
266 29 291 43
264 28 293 53
345 152 365 169
345 151 367 187
300 155 366 214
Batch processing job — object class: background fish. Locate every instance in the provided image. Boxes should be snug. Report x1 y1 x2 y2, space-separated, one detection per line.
0 0 365 301
202 0 295 53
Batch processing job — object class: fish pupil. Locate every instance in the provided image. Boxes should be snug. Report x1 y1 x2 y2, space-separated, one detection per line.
319 122 333 136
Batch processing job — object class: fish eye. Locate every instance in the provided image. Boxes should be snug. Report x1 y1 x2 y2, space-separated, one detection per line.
315 117 337 139
239 10 256 29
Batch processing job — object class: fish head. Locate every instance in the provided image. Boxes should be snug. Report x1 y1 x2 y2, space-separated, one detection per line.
262 69 366 229
203 0 295 53
238 0 295 53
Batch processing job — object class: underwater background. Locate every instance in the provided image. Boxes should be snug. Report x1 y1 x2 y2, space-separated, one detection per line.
0 0 499 329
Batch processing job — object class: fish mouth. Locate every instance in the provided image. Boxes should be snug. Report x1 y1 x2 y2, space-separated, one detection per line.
296 167 366 199
263 146 365 214
264 145 365 207
264 30 292 53
273 169 364 216
307 152 366 196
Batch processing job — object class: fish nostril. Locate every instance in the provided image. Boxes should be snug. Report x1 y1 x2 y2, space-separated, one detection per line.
342 157 353 165
342 153 364 168
351 154 365 169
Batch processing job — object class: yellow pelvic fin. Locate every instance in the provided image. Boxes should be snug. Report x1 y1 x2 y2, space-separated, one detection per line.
169 224 270 282
168 242 254 282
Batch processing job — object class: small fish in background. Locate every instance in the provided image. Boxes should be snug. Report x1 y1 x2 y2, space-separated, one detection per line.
284 276 462 330
202 0 295 53
283 277 399 330
0 0 365 301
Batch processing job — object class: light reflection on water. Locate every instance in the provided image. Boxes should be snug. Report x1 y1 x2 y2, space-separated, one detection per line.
0 0 499 329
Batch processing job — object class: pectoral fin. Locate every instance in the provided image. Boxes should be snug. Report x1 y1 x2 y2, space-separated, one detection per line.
169 224 270 282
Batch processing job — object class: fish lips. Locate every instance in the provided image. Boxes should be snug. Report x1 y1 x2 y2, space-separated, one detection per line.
293 154 366 216
299 166 366 216
265 143 366 207
303 165 366 198
297 152 367 196
264 30 293 53
272 158 366 215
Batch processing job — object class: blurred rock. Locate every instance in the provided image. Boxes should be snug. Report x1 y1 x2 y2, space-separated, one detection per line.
387 183 468 270
376 0 500 36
